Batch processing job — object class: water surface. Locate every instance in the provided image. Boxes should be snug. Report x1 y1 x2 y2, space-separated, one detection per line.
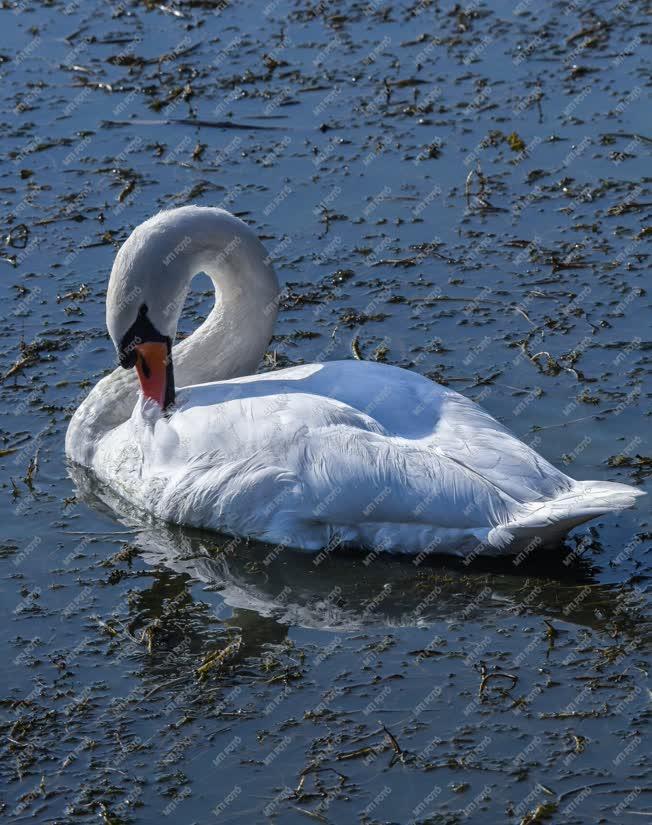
0 0 650 821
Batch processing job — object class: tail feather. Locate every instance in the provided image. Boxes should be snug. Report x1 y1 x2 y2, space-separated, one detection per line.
488 480 645 550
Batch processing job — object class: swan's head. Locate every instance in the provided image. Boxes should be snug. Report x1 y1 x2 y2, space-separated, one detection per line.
106 215 187 410
111 301 175 410
106 205 279 410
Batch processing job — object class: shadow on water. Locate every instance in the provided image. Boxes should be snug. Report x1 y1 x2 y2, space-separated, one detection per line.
71 464 637 637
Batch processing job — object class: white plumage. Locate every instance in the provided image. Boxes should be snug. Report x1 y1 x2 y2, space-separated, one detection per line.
65 206 643 557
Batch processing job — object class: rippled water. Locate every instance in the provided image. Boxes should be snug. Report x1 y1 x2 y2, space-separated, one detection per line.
1 0 650 822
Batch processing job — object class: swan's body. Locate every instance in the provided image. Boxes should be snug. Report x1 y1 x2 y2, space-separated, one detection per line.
66 206 643 556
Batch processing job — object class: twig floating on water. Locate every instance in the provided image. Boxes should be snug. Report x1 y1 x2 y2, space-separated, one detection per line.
335 745 381 761
24 447 39 490
291 806 328 823
379 721 403 756
102 118 282 131
478 662 519 695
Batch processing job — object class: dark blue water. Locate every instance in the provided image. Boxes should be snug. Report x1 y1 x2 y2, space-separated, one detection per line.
0 0 650 821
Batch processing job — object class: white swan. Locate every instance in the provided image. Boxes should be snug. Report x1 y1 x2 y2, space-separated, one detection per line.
66 206 643 557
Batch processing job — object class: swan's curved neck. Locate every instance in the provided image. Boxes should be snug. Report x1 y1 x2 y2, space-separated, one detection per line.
129 207 281 386
173 235 280 386
66 207 280 466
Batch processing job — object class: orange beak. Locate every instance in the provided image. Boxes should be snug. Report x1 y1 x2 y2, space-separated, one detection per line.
135 342 169 408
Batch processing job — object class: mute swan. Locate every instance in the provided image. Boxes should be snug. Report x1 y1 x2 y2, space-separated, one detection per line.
66 206 643 557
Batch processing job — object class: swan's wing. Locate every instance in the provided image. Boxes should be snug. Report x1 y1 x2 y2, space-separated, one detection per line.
279 360 574 505
126 361 549 536
431 390 573 504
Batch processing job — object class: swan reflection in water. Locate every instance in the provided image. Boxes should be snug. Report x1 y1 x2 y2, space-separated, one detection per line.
70 465 639 645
